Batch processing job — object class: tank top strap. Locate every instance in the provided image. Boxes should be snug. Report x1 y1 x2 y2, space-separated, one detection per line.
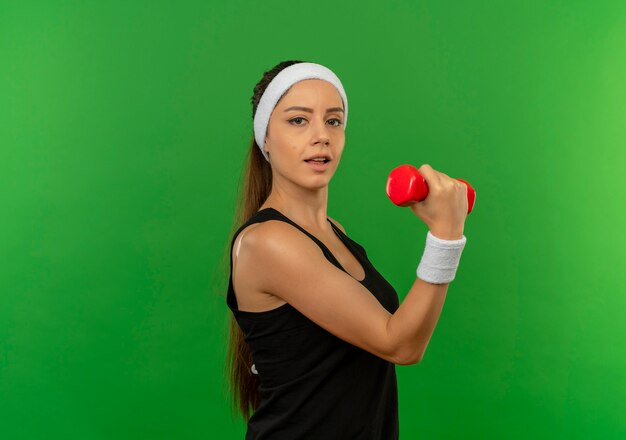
253 207 365 275
228 207 324 255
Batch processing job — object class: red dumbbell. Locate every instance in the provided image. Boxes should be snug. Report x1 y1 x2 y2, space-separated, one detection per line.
386 164 476 214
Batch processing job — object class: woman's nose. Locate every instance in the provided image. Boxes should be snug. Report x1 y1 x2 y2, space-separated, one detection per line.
313 118 331 144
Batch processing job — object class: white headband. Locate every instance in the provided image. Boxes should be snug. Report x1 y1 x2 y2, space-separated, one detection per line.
253 62 349 162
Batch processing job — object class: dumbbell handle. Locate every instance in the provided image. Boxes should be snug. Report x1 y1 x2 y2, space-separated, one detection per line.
386 164 476 214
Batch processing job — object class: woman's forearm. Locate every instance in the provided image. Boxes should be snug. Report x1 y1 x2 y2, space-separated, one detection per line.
387 277 449 365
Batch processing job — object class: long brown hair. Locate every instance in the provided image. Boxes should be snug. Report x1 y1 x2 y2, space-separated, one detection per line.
220 59 305 423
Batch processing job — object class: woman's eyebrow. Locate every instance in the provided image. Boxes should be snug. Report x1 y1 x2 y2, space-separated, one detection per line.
283 106 344 113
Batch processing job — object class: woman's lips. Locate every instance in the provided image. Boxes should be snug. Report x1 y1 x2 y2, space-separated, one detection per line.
304 160 330 171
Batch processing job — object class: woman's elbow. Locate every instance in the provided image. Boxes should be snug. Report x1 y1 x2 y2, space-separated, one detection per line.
392 345 424 365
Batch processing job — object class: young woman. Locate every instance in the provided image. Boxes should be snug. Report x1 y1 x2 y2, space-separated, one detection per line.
224 60 469 439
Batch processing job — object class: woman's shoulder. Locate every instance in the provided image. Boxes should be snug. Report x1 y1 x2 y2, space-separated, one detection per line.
233 212 347 259
233 218 305 259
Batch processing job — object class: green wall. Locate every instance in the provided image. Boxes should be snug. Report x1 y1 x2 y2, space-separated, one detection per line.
1 1 625 438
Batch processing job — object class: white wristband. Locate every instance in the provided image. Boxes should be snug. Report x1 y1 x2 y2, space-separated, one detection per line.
416 231 467 284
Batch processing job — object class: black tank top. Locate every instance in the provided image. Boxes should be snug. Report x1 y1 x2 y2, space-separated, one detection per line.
226 207 400 439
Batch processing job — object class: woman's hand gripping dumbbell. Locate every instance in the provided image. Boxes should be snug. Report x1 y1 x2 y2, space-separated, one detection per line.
386 164 476 240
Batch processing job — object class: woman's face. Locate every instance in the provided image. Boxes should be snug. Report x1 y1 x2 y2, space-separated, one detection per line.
264 79 345 189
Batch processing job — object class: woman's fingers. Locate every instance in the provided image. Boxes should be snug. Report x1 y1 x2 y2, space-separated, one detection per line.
418 164 441 189
422 165 460 190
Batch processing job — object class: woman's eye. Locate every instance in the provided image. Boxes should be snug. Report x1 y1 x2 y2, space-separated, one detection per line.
289 117 305 125
329 118 343 127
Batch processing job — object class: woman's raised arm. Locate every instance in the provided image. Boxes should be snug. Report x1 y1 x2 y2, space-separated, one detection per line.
234 220 450 365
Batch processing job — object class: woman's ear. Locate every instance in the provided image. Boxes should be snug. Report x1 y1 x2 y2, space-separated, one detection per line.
264 138 270 158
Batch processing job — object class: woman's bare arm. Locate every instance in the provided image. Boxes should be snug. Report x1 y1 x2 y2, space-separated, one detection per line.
386 278 449 364
236 220 452 365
